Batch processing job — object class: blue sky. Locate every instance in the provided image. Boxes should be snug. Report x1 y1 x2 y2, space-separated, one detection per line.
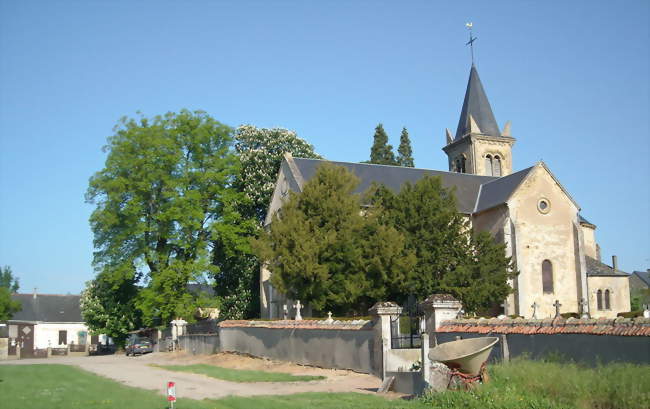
0 1 648 294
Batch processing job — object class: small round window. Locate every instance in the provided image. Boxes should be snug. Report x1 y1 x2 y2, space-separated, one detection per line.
537 198 551 214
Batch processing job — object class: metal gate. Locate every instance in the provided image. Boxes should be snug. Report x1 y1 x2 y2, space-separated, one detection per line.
390 295 423 349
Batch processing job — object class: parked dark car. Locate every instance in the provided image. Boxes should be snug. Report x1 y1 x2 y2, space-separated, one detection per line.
125 336 153 356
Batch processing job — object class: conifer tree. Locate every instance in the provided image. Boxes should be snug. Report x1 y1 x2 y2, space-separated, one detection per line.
397 127 414 167
371 176 516 313
254 164 414 314
369 124 397 165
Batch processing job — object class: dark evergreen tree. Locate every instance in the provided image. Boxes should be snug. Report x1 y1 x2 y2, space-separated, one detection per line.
369 124 397 165
254 164 414 314
397 127 414 167
370 176 516 313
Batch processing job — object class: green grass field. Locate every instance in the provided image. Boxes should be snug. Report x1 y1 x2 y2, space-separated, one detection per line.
152 363 326 382
423 358 650 409
0 364 425 409
1 360 649 409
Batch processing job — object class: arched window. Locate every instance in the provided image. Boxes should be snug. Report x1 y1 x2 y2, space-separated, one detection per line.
542 260 553 293
485 155 493 176
455 159 461 173
493 155 502 177
604 290 611 310
460 156 466 173
597 290 603 310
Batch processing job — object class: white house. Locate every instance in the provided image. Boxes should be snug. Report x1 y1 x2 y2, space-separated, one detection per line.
7 292 96 356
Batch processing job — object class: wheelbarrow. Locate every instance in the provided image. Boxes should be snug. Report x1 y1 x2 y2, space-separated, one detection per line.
429 336 499 388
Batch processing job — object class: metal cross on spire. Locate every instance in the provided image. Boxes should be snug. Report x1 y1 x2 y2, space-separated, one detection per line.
465 22 477 65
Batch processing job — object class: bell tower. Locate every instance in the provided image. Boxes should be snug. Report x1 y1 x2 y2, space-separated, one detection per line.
442 65 515 177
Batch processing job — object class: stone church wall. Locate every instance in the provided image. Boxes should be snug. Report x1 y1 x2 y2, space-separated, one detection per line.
508 165 582 318
588 276 631 318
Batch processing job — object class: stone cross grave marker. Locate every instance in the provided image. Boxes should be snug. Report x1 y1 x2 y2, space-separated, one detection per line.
531 302 539 319
553 300 562 318
293 300 303 321
325 311 333 324
579 298 589 319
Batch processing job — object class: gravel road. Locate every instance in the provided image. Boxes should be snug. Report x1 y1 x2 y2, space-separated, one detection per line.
1 352 382 400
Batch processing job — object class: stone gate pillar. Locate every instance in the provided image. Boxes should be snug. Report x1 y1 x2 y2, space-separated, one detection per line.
369 301 402 379
420 294 462 334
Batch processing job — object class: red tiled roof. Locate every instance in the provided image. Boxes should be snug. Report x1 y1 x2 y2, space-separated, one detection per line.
436 317 650 337
219 319 371 331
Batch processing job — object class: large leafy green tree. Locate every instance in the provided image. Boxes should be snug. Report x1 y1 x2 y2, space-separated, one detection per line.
212 125 320 319
255 164 415 314
86 110 238 328
371 177 516 312
369 124 397 165
0 265 21 320
396 127 414 167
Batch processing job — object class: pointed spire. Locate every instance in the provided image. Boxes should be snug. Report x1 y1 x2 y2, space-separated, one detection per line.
445 128 453 145
455 65 500 140
502 120 512 137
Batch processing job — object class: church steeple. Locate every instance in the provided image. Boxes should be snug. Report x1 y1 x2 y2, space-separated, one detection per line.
443 64 516 177
455 65 500 140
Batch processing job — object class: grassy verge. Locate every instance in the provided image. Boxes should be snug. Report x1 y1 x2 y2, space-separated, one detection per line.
420 358 650 409
0 364 424 409
152 363 326 382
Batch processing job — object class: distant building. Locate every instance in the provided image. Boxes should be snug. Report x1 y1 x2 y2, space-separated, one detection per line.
7 291 100 358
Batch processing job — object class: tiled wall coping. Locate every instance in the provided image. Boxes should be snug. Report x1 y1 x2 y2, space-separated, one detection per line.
437 317 650 336
219 319 372 331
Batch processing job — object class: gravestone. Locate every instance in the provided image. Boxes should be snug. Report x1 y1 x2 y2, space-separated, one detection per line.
531 302 539 319
293 300 303 321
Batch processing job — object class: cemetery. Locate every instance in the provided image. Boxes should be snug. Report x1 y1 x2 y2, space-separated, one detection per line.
165 294 650 396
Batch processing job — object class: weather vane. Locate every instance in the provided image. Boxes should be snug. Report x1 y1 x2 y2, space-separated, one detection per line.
466 22 477 65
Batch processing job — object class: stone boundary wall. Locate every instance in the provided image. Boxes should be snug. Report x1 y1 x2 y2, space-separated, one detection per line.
435 317 650 366
218 319 379 375
220 319 371 330
178 334 220 355
437 317 650 336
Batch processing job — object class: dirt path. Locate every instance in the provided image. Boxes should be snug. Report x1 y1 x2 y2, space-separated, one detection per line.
1 352 384 400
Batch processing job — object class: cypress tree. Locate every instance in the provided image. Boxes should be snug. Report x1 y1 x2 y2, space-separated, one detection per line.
397 127 415 167
369 124 397 165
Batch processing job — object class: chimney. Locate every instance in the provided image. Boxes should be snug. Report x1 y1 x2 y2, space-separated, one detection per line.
33 287 38 299
611 255 618 271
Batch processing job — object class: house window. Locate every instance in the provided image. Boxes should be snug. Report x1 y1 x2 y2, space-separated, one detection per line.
493 155 502 177
542 260 553 293
485 155 493 176
58 330 67 345
597 290 603 310
604 290 611 310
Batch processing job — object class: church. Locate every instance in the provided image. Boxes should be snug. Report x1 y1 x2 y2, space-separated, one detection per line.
260 64 631 320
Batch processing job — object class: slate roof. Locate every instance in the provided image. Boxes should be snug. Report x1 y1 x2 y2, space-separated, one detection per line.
455 65 501 139
579 214 596 227
585 256 629 277
474 166 534 213
10 293 83 323
632 270 650 287
292 158 497 214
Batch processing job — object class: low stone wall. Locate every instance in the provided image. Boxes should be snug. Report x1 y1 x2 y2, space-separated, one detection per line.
177 334 220 355
436 317 650 365
219 319 379 375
